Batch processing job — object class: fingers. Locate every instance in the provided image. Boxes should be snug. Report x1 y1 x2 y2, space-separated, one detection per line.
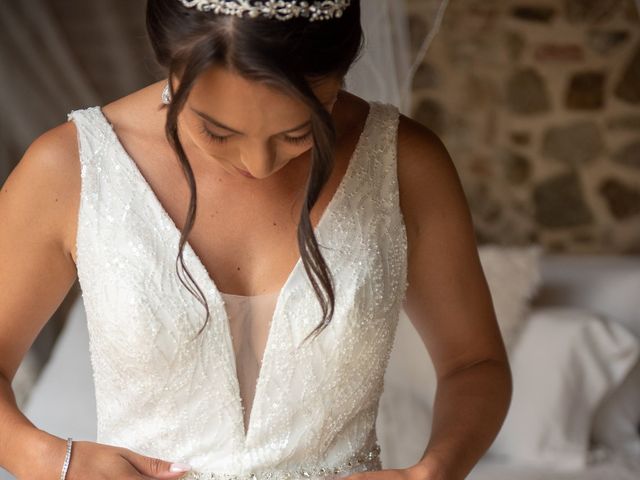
117 449 192 479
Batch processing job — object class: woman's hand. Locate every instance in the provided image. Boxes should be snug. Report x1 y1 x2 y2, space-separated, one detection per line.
339 461 446 480
33 438 192 480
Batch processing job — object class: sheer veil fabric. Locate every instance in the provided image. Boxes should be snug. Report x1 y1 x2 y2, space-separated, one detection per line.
344 0 449 114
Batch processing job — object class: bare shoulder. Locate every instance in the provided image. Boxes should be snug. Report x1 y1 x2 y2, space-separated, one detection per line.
396 114 470 237
2 120 83 263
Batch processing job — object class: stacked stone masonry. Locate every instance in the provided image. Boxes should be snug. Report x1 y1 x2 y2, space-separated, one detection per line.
408 0 640 253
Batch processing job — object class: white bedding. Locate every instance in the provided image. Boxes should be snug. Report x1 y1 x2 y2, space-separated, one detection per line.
377 251 640 480
467 450 640 480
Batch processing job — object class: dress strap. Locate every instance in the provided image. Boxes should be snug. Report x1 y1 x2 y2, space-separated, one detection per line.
364 102 401 210
66 106 112 170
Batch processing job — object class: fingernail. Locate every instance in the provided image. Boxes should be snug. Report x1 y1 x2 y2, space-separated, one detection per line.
170 462 192 472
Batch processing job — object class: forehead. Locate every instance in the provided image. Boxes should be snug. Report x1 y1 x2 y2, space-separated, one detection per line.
192 65 340 99
188 66 340 131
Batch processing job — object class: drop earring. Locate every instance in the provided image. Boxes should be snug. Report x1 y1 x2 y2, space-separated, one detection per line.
161 82 171 105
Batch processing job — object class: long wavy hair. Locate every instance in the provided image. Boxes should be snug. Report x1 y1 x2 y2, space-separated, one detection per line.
145 0 364 343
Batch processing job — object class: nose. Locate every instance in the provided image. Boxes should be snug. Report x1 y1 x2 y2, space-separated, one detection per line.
240 142 277 177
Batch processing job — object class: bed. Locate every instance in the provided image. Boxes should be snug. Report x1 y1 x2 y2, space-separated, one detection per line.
378 249 640 479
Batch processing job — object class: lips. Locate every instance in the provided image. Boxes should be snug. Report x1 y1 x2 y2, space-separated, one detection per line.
234 165 255 178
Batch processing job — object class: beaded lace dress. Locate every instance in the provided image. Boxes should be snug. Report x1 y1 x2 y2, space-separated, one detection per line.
66 100 408 480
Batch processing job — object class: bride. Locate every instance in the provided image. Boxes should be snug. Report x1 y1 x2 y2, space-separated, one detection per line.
0 1 511 480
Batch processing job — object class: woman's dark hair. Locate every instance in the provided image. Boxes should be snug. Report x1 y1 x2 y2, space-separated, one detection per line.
145 0 363 343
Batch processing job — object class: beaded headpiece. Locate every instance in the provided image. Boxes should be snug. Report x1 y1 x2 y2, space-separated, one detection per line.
178 0 352 21
162 0 352 105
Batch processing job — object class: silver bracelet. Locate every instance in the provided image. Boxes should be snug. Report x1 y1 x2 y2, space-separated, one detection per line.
59 437 73 480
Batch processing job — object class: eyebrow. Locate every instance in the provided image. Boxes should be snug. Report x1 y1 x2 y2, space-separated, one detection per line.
190 107 311 135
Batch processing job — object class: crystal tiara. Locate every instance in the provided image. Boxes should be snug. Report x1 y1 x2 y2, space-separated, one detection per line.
178 0 352 21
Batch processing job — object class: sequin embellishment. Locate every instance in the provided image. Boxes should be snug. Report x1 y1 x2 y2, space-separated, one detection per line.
182 444 381 480
66 101 408 472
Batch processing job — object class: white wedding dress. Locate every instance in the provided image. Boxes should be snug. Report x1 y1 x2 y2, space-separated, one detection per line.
66 100 408 479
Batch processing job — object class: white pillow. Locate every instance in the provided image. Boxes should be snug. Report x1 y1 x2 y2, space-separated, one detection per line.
533 254 640 450
478 244 544 354
532 254 640 338
378 309 435 469
591 357 640 458
486 307 640 470
378 244 543 469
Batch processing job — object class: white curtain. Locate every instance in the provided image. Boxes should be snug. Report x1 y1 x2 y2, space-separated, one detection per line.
345 0 449 116
0 1 99 148
344 0 413 114
0 0 151 179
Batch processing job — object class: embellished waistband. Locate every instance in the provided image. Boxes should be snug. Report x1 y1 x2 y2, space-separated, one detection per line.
182 444 382 480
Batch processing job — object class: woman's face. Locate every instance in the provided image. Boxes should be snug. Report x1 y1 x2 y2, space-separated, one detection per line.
176 65 342 180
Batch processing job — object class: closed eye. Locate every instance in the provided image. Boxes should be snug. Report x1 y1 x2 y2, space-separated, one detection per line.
284 131 313 145
200 123 312 145
200 124 231 144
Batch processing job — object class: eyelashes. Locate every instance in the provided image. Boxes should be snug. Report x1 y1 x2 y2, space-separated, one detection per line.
199 125 230 144
200 124 313 146
284 131 314 145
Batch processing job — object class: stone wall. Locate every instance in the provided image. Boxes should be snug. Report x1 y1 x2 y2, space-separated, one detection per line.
407 0 640 253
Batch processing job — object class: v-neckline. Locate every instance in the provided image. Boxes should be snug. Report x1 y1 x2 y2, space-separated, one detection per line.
94 100 378 444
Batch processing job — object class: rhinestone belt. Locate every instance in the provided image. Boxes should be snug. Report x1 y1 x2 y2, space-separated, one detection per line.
182 444 382 480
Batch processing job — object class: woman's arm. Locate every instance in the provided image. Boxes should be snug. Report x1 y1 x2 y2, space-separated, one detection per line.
396 116 513 480
0 124 81 477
